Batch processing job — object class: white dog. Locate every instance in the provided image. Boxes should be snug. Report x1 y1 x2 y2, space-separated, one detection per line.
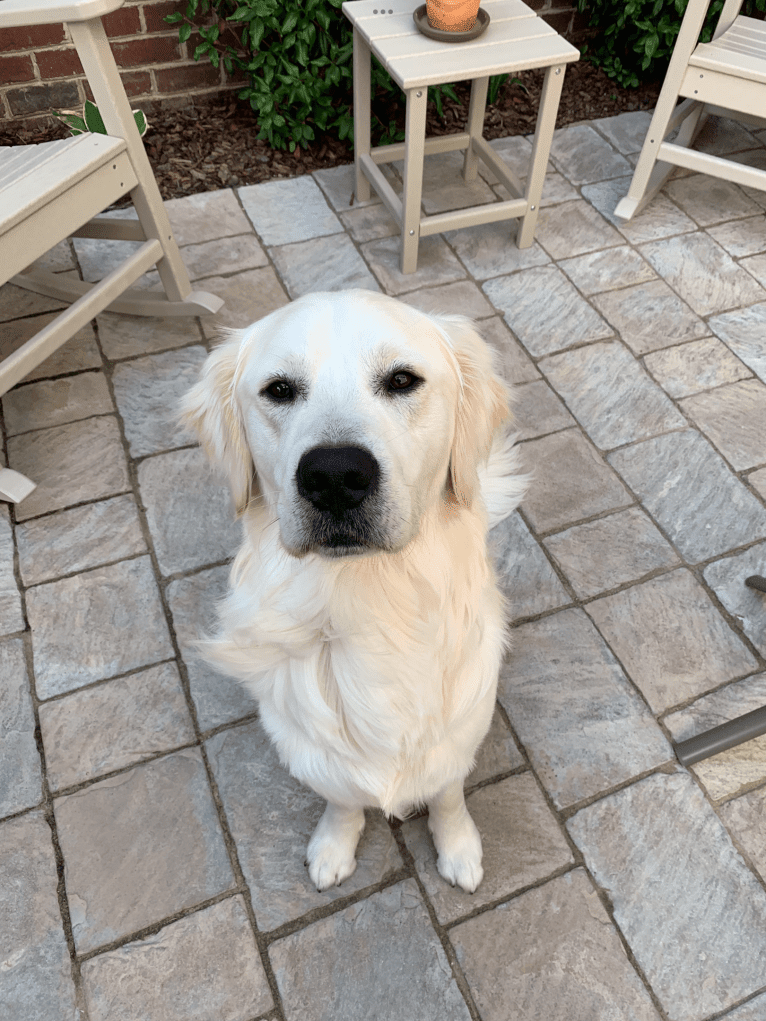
183 290 528 893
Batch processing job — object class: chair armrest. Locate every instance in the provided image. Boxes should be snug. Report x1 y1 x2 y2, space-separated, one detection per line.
0 0 125 29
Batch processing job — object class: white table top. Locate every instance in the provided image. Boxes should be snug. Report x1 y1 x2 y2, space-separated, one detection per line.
342 0 580 89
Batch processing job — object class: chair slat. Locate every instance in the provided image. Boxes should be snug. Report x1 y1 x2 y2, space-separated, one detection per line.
0 134 127 237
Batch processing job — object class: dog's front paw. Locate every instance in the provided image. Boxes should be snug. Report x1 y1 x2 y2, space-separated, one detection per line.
430 812 484 893
306 843 358 891
306 804 365 891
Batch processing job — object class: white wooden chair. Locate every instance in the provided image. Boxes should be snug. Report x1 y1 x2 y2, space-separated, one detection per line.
0 0 223 500
615 0 766 222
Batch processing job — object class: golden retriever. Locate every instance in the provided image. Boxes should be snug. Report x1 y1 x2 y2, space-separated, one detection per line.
183 290 527 893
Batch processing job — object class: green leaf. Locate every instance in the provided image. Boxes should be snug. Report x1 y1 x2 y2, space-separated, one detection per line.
133 109 148 136
179 22 192 44
282 11 299 33
83 100 106 134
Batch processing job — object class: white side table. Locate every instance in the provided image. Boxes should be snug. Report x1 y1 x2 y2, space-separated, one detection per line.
342 0 580 273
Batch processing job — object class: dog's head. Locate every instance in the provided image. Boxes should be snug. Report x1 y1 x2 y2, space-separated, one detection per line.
182 290 510 558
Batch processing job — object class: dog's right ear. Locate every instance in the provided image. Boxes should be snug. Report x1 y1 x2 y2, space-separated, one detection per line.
181 332 254 516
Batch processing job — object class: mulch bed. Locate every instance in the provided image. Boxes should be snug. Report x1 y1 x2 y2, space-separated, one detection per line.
2 60 662 201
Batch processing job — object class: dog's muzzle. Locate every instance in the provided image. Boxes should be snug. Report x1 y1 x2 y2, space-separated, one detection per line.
296 445 380 518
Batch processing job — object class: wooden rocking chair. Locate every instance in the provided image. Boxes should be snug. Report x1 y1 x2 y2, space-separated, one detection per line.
0 0 223 501
614 0 766 222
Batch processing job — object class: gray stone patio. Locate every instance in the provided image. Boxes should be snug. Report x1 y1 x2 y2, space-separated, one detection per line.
2 108 766 1021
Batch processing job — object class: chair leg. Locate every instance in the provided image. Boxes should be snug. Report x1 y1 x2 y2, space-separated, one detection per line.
614 101 706 222
463 76 488 183
612 0 712 222
353 28 372 204
67 19 195 305
400 87 428 275
517 64 566 249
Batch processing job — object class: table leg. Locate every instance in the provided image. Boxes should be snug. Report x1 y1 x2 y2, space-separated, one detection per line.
464 76 488 182
401 86 428 274
352 27 371 204
517 63 566 249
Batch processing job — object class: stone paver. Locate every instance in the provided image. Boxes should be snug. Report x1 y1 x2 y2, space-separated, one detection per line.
543 506 680 599
81 896 272 1021
679 378 766 470
3 108 766 1021
664 674 766 802
608 430 766 563
0 812 79 1021
703 543 766 656
14 494 146 586
270 233 380 297
0 509 23 636
483 266 612 356
708 302 766 382
451 869 662 1021
643 336 753 398
489 511 571 620
39 662 195 791
239 175 343 246
520 429 633 533
539 341 685 449
26 556 174 698
111 346 207 458
165 565 254 730
533 199 623 260
206 720 401 932
0 638 42 817
559 244 656 295
586 569 759 713
269 880 472 1021
1 370 114 436
403 774 574 923
137 447 241 575
498 609 672 809
640 232 765 316
54 748 234 952
591 279 707 355
567 772 766 1021
8 416 130 522
549 123 632 184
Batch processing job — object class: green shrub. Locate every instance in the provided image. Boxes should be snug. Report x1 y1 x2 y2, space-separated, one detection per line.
165 0 514 151
577 0 765 88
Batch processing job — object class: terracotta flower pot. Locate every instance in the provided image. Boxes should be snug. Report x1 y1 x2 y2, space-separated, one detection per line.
425 0 481 32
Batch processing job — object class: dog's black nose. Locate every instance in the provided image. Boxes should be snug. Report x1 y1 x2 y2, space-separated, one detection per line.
297 446 380 515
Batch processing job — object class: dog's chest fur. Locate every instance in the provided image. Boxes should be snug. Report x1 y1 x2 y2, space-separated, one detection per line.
207 505 507 815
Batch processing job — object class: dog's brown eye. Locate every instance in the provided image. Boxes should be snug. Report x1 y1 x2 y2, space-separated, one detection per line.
265 380 294 400
388 371 418 392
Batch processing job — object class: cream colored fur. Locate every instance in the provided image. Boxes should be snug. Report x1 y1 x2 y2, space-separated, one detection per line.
182 290 528 893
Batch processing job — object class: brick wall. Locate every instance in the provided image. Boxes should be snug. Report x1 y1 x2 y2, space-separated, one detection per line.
1 0 587 131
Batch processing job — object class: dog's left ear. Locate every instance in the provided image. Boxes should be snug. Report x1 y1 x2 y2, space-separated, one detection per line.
181 331 254 515
439 317 511 510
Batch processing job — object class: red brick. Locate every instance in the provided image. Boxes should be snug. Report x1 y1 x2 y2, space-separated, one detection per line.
154 59 222 93
6 80 81 117
0 53 36 84
0 23 67 52
110 34 180 67
83 69 152 102
35 47 84 79
143 0 189 34
103 5 142 37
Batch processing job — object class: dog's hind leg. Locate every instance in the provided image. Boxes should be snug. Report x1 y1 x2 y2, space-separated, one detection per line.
306 802 366 891
427 779 484 893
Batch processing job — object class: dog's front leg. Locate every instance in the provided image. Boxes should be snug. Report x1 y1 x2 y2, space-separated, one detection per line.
427 779 483 893
306 802 366 891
